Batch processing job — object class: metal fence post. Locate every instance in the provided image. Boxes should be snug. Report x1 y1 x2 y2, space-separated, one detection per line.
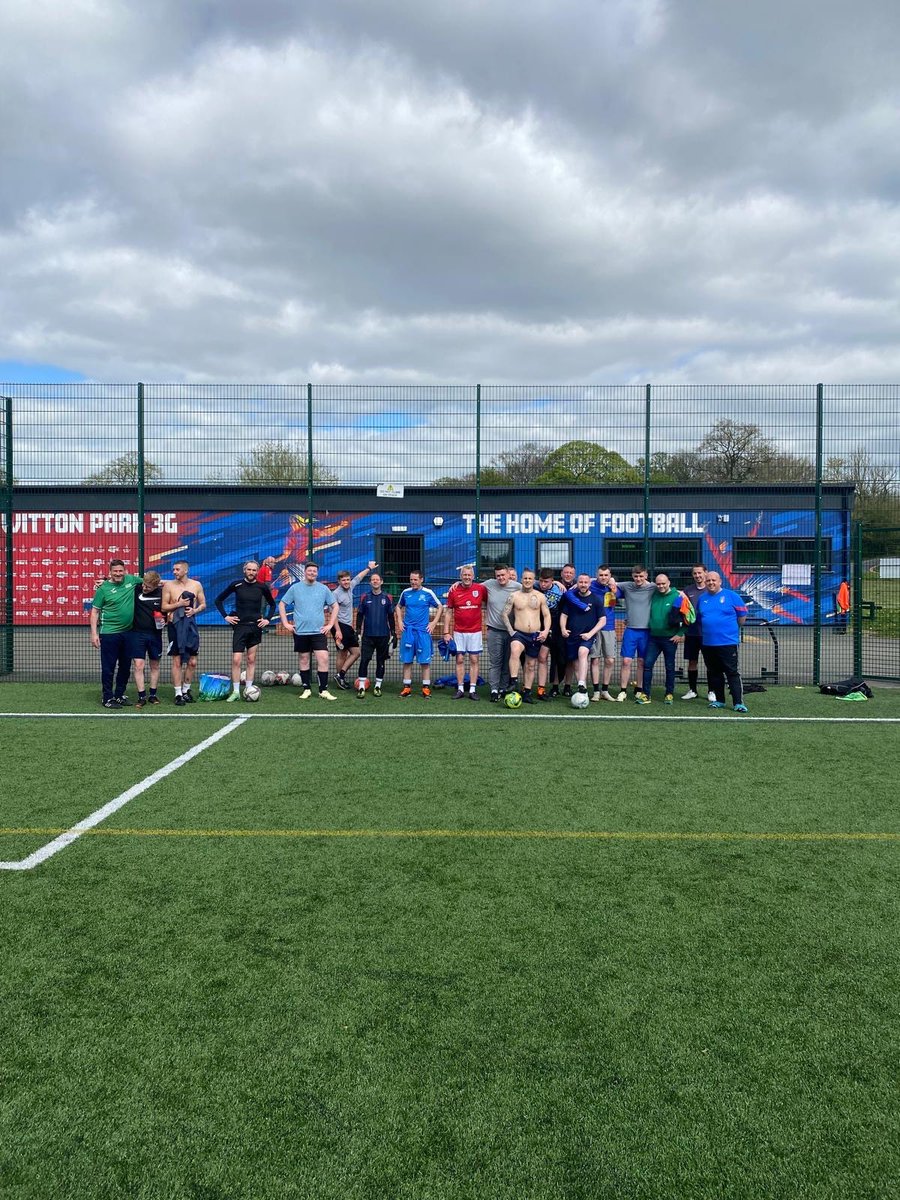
306 383 314 541
812 383 824 684
852 520 863 677
137 381 145 572
3 394 13 673
642 383 652 566
475 383 481 573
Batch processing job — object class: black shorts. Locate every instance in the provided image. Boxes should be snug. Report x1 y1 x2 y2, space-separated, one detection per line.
293 633 328 654
233 623 264 653
334 621 359 649
683 634 702 658
511 631 542 659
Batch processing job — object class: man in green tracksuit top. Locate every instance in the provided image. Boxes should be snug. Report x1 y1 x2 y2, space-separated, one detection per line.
90 558 143 707
636 574 695 705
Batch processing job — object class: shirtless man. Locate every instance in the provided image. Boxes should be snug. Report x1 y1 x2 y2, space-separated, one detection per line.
162 560 207 705
503 569 551 704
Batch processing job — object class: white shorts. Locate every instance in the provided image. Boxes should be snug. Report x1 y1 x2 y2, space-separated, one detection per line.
589 630 617 659
453 631 483 654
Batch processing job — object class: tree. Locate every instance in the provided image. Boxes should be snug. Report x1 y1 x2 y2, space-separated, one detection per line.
237 441 338 486
826 447 900 556
535 441 640 485
432 441 552 487
695 419 776 483
83 452 162 484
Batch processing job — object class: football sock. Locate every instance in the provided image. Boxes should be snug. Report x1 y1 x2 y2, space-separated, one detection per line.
138 691 146 702
301 671 311 688
688 669 699 690
317 671 329 691
232 682 240 694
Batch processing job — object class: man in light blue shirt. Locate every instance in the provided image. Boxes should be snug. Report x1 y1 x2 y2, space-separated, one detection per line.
278 562 339 701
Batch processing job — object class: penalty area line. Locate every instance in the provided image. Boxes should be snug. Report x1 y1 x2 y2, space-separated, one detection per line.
0 717 248 872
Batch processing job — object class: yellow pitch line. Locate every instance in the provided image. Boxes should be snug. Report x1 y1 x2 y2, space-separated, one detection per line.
1 827 899 843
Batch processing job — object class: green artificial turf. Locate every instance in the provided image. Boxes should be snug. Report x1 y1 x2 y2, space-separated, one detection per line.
1 695 899 1199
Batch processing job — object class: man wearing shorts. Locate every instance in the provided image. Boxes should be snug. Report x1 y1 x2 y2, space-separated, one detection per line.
214 560 277 701
503 569 551 704
680 564 708 699
613 566 655 702
396 571 442 698
443 565 487 700
162 560 206 706
536 569 566 698
331 561 376 689
355 573 396 697
481 564 521 702
560 574 607 698
90 558 142 708
278 562 339 701
588 565 619 702
130 570 165 709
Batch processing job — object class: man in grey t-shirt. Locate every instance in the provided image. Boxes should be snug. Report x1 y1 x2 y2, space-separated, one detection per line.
614 566 656 701
482 564 521 701
331 561 376 688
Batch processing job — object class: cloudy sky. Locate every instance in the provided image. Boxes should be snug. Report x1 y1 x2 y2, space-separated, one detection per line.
2 0 900 387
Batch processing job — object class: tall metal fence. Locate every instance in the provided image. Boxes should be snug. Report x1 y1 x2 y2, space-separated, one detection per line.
2 383 898 686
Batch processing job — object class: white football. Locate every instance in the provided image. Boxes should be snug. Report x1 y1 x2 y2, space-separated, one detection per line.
570 691 590 709
274 672 290 685
244 684 261 702
261 671 276 686
291 672 303 687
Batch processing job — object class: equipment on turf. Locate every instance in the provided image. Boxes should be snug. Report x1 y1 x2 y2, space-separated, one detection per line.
354 678 370 691
198 673 231 701
244 684 261 702
274 672 291 685
291 673 303 687
261 671 276 686
504 691 523 709
570 691 590 709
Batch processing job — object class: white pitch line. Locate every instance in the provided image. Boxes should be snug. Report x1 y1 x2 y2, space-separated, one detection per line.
0 712 898 724
0 717 248 872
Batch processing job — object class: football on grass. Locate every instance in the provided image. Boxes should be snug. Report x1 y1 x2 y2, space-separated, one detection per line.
570 691 590 709
244 684 261 702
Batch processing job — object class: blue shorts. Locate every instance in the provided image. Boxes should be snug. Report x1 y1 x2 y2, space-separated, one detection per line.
400 628 433 665
565 634 593 661
621 627 650 660
511 631 542 659
128 630 163 661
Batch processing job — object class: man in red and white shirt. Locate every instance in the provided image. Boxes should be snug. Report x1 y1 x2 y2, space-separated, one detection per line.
443 564 488 700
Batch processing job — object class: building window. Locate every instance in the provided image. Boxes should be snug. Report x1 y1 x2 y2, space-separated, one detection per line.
479 539 515 574
536 540 573 571
734 537 831 570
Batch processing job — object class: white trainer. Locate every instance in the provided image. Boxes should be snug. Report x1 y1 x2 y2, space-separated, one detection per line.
707 691 717 703
681 689 698 701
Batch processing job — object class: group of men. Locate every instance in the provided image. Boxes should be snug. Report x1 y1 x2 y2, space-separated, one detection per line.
90 559 206 708
91 555 750 712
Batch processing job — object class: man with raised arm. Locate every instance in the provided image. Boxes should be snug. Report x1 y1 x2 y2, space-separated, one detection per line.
331 561 377 690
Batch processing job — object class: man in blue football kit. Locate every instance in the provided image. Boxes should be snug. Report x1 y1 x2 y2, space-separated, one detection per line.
696 572 749 712
396 571 442 698
355 573 396 697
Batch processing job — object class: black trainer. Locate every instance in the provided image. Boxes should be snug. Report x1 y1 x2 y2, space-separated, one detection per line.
103 699 116 708
114 696 132 707
183 689 195 704
174 695 186 707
